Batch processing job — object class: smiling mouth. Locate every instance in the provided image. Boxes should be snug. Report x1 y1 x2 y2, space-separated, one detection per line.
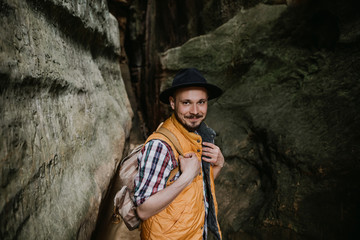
185 114 203 120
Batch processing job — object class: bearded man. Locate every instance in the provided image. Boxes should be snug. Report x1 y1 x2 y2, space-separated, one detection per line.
134 68 224 240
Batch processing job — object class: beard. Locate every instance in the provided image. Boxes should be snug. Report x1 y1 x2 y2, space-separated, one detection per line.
174 112 204 132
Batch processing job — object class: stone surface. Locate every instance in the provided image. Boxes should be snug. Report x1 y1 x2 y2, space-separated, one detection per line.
160 2 360 239
0 0 132 239
127 0 262 132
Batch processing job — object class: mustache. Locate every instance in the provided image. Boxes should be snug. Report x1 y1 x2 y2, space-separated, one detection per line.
185 114 203 119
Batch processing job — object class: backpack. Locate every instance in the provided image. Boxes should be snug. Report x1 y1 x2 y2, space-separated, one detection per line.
112 125 183 230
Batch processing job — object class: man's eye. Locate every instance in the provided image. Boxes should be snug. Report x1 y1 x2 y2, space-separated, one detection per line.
182 102 190 105
199 101 206 104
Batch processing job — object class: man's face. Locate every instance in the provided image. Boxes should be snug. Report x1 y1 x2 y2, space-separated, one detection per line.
169 87 208 132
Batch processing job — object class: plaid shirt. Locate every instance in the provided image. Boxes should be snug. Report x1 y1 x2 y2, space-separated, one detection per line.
133 139 209 239
133 139 179 206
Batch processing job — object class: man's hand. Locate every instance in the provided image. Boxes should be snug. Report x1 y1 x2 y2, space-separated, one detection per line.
179 152 201 184
202 142 225 179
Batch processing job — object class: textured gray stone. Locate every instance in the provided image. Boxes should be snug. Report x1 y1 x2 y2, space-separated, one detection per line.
0 0 132 239
160 3 360 239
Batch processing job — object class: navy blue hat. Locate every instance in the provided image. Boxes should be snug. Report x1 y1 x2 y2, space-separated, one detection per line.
159 68 223 104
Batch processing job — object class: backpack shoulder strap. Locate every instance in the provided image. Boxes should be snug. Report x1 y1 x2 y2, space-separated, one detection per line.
155 126 184 182
156 127 184 156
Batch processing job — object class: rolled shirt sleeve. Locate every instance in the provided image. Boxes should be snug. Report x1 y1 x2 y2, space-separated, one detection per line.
134 139 178 207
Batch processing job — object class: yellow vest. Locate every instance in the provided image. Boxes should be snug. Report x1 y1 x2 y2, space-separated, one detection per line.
140 114 220 240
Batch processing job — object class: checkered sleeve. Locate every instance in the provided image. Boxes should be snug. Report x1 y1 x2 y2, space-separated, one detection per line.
133 139 178 207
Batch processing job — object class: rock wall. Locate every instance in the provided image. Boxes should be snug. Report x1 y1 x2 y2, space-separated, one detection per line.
160 1 360 240
126 0 263 133
0 0 132 239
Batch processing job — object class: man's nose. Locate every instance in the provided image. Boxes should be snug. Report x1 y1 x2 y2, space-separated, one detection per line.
190 104 198 114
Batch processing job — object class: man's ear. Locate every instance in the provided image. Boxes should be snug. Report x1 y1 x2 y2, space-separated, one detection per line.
169 96 175 110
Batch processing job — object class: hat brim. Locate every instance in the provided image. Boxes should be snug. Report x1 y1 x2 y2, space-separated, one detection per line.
159 82 223 104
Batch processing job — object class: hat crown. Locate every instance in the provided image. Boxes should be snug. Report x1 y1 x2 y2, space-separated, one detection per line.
172 68 207 87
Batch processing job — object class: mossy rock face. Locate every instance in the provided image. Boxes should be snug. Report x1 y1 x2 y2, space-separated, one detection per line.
161 3 360 239
0 0 132 239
